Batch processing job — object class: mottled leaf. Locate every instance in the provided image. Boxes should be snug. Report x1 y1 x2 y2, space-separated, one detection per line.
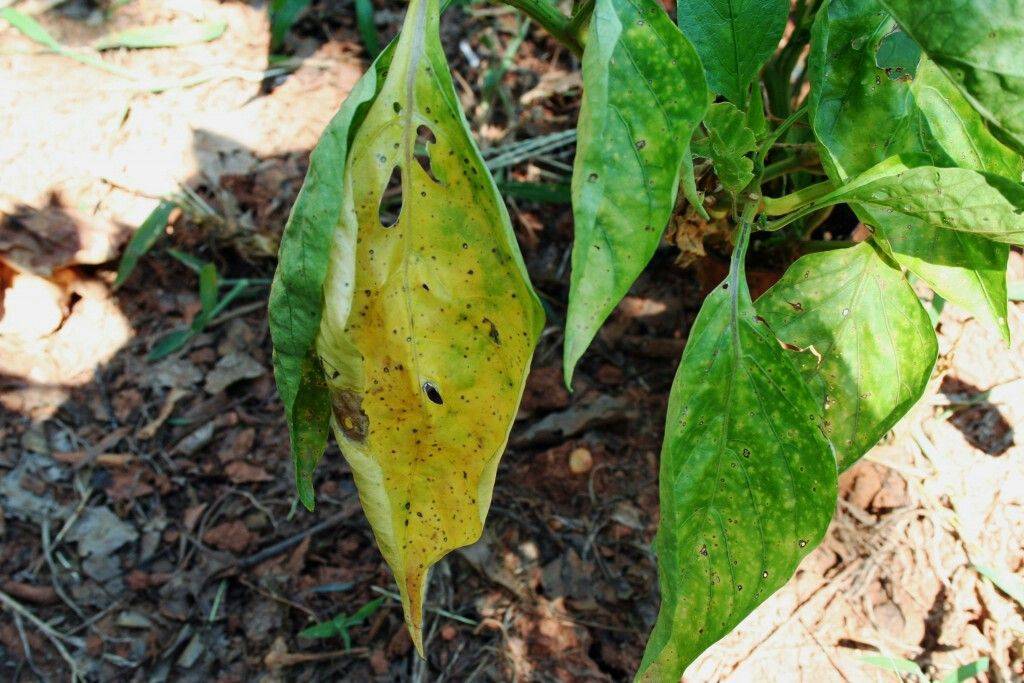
912 59 1024 180
807 0 1012 341
676 0 790 105
312 0 543 652
638 227 838 680
826 157 1024 246
756 241 937 470
880 0 1024 157
692 101 757 195
564 0 707 381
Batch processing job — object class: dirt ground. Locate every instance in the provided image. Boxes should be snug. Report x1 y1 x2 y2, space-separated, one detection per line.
1 1 1023 681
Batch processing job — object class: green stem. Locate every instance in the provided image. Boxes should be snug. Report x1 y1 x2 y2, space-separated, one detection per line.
761 179 834 216
501 0 583 56
761 154 821 182
568 0 594 34
754 104 808 173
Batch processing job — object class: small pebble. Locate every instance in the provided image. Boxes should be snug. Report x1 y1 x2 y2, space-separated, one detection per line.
569 447 593 475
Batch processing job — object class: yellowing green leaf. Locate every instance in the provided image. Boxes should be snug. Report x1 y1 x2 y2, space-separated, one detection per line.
564 0 707 382
312 0 543 652
639 226 838 681
807 0 1014 342
756 241 937 470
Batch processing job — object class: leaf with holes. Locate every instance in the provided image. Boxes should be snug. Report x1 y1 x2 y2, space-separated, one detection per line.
564 0 707 382
677 0 790 106
879 0 1024 157
807 0 1014 341
638 226 838 681
308 0 544 653
756 241 937 470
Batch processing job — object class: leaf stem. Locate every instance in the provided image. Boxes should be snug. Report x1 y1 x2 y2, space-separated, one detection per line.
754 104 808 173
500 0 583 56
761 179 834 216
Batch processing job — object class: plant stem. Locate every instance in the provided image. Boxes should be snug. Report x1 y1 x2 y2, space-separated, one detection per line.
761 179 834 216
761 154 820 182
500 0 583 56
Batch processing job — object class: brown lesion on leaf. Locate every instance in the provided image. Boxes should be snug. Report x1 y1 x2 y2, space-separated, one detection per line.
331 389 369 442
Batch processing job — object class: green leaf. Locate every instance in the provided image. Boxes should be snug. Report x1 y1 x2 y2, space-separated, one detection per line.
693 101 756 195
874 27 920 81
300 0 544 653
879 0 1024 157
269 0 313 51
939 658 989 683
638 226 838 680
807 0 919 179
114 201 175 288
93 20 227 50
290 353 331 511
860 654 926 677
974 563 1024 607
354 0 382 57
198 263 219 315
756 241 937 470
911 59 1024 180
564 0 707 382
830 158 1024 246
268 41 386 478
676 0 790 105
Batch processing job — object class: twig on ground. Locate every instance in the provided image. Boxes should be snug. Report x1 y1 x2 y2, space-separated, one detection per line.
0 587 83 681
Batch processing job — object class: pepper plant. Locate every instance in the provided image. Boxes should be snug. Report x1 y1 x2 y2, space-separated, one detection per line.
269 0 1024 678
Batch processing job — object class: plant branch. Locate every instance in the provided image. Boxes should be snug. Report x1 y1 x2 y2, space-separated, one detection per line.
500 0 583 56
761 179 834 216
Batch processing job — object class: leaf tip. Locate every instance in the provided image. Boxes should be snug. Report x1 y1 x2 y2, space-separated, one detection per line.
296 472 316 511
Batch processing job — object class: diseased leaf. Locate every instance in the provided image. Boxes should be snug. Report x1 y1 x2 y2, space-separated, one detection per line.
290 352 332 510
807 0 919 179
756 241 937 470
311 0 543 652
807 0 1013 341
564 0 707 381
676 0 790 105
826 157 1024 246
693 101 756 195
638 226 838 681
880 0 1024 157
912 59 1024 181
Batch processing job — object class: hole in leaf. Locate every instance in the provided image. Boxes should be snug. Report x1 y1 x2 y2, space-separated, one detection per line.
414 125 441 183
378 166 403 227
422 381 443 405
393 101 402 114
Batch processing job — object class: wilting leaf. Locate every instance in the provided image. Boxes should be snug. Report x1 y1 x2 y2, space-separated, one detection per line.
676 0 790 105
638 227 838 680
880 0 1024 157
692 101 757 195
807 0 1012 341
310 0 543 652
756 241 937 470
93 20 227 50
564 0 706 382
